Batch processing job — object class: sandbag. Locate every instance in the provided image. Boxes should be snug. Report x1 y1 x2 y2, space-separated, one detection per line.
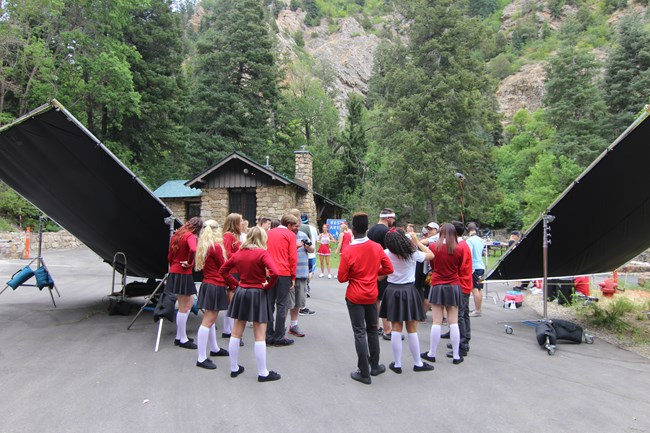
153 291 177 323
535 322 556 346
551 319 583 343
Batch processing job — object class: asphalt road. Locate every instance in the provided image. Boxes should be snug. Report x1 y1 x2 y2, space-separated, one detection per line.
1 247 649 433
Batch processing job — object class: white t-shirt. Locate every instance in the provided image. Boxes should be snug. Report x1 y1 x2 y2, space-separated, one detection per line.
385 249 426 284
308 224 318 259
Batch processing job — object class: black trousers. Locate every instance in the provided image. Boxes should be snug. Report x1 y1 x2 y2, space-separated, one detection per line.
266 276 291 342
346 299 380 378
458 291 471 350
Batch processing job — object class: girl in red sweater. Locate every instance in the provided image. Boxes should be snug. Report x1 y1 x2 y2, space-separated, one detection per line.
166 217 202 349
220 226 281 382
421 223 470 365
193 220 230 369
221 213 243 338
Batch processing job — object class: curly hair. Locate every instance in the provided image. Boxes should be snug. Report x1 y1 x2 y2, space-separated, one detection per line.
385 229 415 261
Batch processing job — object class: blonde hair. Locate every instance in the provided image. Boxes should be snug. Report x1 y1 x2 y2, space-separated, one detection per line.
195 219 224 270
241 226 267 250
223 213 243 236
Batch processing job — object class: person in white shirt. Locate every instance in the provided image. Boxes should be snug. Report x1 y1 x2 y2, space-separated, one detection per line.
379 229 435 374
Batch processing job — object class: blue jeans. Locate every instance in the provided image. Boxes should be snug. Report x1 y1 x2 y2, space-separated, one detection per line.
267 276 291 342
346 299 380 378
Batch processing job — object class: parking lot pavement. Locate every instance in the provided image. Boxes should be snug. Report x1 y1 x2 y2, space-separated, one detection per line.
1 247 650 433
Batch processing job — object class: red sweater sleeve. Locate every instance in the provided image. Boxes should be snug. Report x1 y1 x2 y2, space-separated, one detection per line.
459 242 473 294
337 250 350 283
262 250 279 291
220 256 239 289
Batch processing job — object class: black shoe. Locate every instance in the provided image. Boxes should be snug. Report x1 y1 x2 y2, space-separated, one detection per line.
221 333 231 338
350 370 371 384
258 370 281 382
383 333 405 341
446 349 468 358
370 364 386 376
174 337 194 346
413 362 434 372
273 337 294 347
389 362 402 374
240 339 244 347
210 348 229 357
196 358 216 370
452 356 464 365
230 365 245 378
440 332 450 339
446 343 470 352
266 338 274 346
177 340 197 349
420 352 436 363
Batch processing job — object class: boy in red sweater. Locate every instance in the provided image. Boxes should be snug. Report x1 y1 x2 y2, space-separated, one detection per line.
338 212 394 384
265 213 299 346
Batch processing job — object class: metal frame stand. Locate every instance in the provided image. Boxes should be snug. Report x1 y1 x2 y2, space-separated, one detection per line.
0 215 60 306
126 216 176 352
483 245 498 304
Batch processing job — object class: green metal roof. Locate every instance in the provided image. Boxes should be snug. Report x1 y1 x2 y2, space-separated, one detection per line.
154 180 202 198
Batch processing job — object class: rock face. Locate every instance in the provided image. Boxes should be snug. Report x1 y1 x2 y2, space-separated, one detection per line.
276 9 381 119
496 62 547 122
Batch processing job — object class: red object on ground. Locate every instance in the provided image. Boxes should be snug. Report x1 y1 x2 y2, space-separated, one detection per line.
24 227 30 259
574 276 590 296
598 278 617 297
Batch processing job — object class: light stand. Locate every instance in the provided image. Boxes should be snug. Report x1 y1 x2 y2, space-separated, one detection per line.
454 172 465 225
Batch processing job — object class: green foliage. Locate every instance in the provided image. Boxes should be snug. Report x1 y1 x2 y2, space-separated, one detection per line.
290 0 302 11
579 297 635 332
488 53 515 80
603 14 650 140
188 0 282 169
294 30 305 47
0 182 58 230
304 0 323 26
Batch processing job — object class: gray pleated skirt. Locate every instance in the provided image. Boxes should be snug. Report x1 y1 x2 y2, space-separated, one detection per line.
197 282 229 311
227 287 272 323
165 273 197 296
379 282 426 322
428 284 461 306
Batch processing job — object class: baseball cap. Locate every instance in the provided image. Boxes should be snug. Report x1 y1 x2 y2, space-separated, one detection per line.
426 222 439 231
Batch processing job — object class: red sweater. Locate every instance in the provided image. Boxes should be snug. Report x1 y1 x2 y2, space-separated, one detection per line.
223 232 241 259
337 238 394 304
167 231 196 274
429 241 470 288
458 240 473 295
220 248 278 290
266 227 297 279
202 243 227 286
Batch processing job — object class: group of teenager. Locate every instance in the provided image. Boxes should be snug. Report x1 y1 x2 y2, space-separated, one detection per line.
164 205 486 385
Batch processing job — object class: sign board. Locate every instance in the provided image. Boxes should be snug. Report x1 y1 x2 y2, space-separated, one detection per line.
326 219 346 239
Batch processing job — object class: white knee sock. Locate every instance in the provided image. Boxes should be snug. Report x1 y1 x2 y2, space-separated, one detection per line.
391 331 403 368
428 324 441 357
209 324 220 352
408 332 423 367
254 341 269 377
223 315 233 334
228 337 241 372
450 323 461 359
197 325 209 362
176 312 189 342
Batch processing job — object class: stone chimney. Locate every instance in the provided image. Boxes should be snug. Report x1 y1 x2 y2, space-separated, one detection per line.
294 148 317 224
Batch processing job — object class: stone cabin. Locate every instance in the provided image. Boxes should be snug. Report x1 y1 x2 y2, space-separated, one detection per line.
154 150 345 227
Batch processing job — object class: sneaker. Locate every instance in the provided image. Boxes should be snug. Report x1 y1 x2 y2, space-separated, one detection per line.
258 370 281 382
350 370 371 385
328 274 332 279
370 364 386 376
273 337 295 347
289 325 305 337
299 308 315 316
196 358 216 370
318 273 324 278
469 310 482 317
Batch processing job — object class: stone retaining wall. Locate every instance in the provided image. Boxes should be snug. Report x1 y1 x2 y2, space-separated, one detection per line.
0 231 84 259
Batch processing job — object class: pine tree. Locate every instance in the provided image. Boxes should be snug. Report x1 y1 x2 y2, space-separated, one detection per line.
604 14 650 139
188 0 281 168
544 45 607 167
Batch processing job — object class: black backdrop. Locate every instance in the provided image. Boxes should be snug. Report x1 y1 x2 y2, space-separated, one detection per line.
487 110 650 281
0 100 180 278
